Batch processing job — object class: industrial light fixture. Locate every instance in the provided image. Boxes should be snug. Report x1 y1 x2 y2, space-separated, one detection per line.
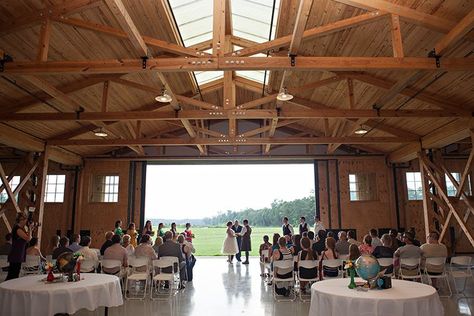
354 125 368 135
155 89 172 103
94 128 108 137
276 88 293 101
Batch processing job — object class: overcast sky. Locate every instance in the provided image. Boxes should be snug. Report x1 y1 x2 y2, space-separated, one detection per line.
145 164 315 219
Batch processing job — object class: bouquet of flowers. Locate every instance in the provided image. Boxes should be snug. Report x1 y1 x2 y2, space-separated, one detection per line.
46 261 55 282
345 260 357 289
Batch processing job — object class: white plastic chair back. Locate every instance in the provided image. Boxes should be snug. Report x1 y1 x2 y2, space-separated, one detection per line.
425 257 446 269
377 258 393 267
101 259 122 274
152 258 175 280
451 256 472 267
80 258 97 273
273 260 294 281
400 257 421 279
297 260 318 281
24 255 40 268
0 255 8 269
322 259 342 269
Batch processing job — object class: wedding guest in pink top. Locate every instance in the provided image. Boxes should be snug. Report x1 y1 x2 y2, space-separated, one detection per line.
358 234 374 255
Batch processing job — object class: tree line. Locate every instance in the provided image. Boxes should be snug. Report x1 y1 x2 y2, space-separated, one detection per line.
202 193 316 227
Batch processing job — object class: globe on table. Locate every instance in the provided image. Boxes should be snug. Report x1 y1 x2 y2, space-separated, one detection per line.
56 252 77 274
355 255 380 281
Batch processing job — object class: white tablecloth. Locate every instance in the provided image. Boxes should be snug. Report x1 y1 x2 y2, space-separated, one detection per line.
0 273 123 315
309 278 444 316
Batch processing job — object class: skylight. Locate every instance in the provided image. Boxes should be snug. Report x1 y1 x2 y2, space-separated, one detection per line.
168 0 280 85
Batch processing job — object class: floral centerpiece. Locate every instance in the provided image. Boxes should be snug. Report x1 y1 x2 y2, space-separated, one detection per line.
345 260 357 289
45 261 55 282
57 252 83 282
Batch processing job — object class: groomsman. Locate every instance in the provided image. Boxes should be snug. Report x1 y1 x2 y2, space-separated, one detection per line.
240 219 252 264
299 216 309 235
232 220 243 262
282 217 294 237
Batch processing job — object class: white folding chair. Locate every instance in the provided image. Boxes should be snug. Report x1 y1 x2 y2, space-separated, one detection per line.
272 260 296 302
0 255 8 282
151 258 177 300
377 258 394 277
125 256 149 300
424 257 451 297
21 255 41 276
101 259 124 290
450 256 473 294
80 258 98 273
321 259 343 279
160 256 181 289
297 260 318 302
399 258 422 281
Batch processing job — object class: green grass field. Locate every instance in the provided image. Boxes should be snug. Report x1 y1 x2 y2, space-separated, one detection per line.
155 226 281 256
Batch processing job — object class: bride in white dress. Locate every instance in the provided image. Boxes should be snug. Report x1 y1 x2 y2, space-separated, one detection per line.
222 221 239 263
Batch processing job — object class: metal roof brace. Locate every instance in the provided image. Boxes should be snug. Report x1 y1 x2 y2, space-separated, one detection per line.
289 54 297 67
0 53 13 72
428 49 441 68
141 56 148 69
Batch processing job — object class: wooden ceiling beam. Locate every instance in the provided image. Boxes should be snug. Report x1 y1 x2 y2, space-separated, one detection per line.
51 16 209 57
230 11 388 57
48 136 412 147
36 18 52 62
0 0 102 35
332 0 470 35
390 14 404 58
0 124 82 165
5 56 471 74
1 108 466 122
434 9 474 56
175 95 220 110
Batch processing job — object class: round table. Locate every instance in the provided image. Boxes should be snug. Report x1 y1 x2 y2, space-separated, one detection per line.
0 273 123 316
309 278 444 316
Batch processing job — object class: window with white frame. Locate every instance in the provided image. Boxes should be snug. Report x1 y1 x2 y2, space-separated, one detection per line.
91 175 119 203
45 175 66 203
406 172 423 200
446 172 471 197
349 173 377 201
0 176 20 203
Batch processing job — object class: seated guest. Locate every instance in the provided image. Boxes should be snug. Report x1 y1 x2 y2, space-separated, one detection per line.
122 234 135 257
312 230 327 255
270 233 281 257
158 231 186 289
301 232 308 239
307 231 315 246
372 234 394 274
290 234 301 255
394 232 424 276
347 230 361 246
47 235 60 256
68 234 81 252
79 236 98 272
359 234 374 255
370 229 382 248
103 234 127 274
100 231 114 255
153 236 163 254
421 231 447 275
126 223 138 247
327 231 335 239
407 227 421 247
134 234 157 260
348 243 360 261
26 237 46 261
285 235 292 249
259 235 272 277
297 237 318 293
0 233 12 255
389 229 403 251
178 235 195 281
320 237 339 278
335 231 350 255
52 236 72 259
272 236 293 296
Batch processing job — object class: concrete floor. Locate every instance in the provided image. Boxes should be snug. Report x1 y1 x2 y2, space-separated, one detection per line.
75 257 474 316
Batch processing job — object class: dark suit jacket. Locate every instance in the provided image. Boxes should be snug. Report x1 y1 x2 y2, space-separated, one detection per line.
158 241 184 263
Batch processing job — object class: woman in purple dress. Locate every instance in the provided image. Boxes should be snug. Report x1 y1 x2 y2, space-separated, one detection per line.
6 213 35 280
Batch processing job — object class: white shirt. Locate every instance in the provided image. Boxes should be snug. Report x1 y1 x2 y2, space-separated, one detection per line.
240 226 247 236
80 246 99 267
125 244 135 257
314 221 325 235
371 236 383 248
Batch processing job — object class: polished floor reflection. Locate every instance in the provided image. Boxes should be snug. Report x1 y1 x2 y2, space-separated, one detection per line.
75 257 474 316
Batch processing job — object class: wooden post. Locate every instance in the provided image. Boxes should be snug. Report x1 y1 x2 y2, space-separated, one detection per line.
418 151 432 237
36 146 50 246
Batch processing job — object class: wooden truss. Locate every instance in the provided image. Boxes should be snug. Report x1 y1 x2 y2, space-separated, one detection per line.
418 139 474 249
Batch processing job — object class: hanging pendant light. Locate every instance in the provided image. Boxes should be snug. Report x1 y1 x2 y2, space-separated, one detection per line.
155 89 172 103
93 127 108 137
354 125 368 135
276 87 293 101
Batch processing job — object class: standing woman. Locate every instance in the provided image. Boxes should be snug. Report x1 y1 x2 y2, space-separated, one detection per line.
222 221 239 264
6 213 35 280
126 223 138 247
114 220 123 237
142 220 154 236
170 222 177 239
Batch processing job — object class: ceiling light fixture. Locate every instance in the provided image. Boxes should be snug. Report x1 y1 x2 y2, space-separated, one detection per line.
94 128 108 137
354 125 368 135
276 88 293 101
155 89 172 103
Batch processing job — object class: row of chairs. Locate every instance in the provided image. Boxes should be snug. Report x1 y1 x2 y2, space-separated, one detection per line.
265 255 473 301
